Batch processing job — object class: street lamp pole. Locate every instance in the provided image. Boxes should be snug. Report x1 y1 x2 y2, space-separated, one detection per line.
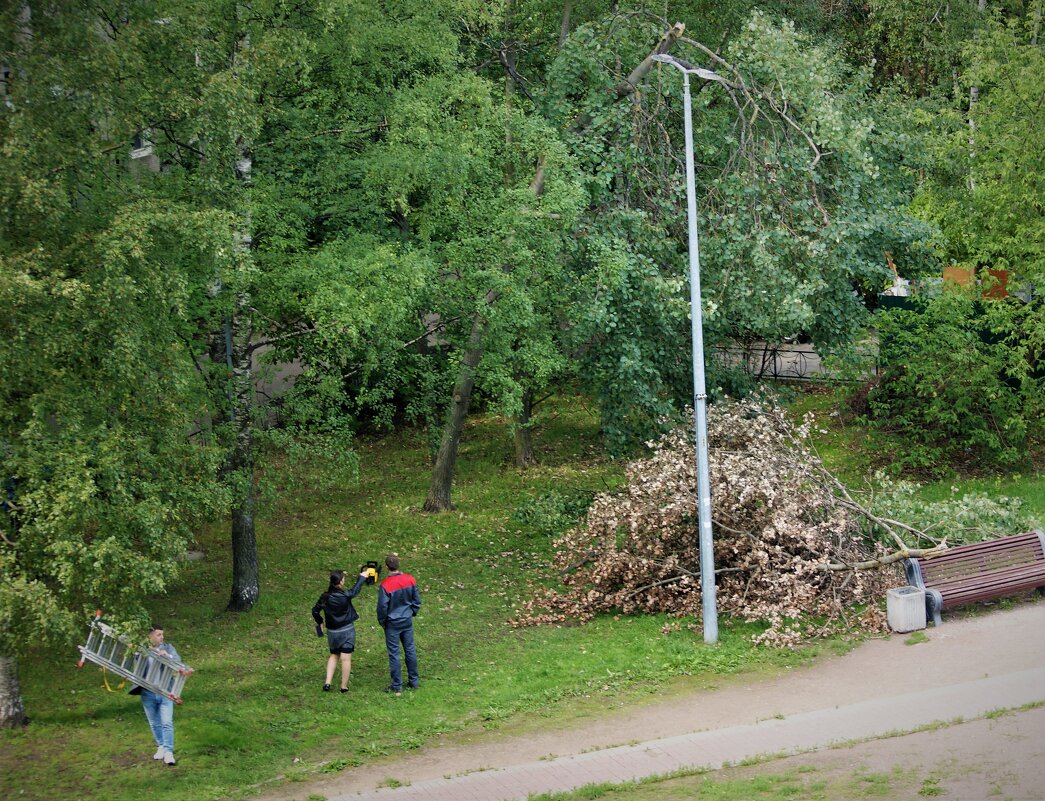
652 53 718 644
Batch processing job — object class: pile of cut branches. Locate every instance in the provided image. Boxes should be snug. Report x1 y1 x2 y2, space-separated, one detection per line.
514 396 935 645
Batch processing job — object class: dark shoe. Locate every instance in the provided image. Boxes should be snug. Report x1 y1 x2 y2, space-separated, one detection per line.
383 686 402 695
323 684 331 692
340 687 349 694
407 683 419 690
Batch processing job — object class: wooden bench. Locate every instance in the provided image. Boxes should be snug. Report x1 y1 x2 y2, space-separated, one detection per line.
903 530 1045 625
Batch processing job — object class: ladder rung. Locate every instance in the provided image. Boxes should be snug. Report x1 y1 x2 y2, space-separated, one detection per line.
76 617 193 702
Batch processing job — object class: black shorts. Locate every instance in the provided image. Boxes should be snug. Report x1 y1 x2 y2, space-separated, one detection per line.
326 624 356 654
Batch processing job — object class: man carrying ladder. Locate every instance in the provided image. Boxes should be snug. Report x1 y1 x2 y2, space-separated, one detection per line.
77 612 190 766
129 624 182 766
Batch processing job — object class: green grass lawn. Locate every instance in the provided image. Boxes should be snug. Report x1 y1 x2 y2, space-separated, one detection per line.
2 390 1040 801
0 397 839 801
788 385 1045 522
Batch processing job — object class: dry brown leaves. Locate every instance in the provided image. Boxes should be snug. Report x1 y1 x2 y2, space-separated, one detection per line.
513 396 893 645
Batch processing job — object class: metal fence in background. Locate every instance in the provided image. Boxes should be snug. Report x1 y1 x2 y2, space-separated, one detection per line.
713 342 878 382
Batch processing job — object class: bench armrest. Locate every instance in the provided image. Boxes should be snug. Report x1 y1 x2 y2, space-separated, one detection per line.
904 557 925 590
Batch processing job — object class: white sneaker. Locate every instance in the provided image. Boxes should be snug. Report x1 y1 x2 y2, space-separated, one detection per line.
163 751 176 766
153 746 166 760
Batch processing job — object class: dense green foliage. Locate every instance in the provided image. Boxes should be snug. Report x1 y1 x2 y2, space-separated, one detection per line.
912 14 1044 283
0 0 241 647
530 11 943 448
0 207 230 649
1 0 1042 729
870 290 1044 473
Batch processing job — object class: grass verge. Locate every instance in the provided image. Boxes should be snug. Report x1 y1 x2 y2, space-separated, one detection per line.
527 702 1045 801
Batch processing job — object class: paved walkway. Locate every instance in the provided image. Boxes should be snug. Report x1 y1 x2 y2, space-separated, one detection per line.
332 669 1044 800
259 602 1045 801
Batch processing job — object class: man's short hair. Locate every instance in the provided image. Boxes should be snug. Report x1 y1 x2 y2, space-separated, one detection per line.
385 554 400 571
149 623 163 633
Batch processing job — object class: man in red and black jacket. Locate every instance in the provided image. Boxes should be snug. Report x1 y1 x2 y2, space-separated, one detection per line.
377 553 421 694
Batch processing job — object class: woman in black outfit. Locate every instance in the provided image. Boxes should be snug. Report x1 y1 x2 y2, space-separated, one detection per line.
312 569 368 692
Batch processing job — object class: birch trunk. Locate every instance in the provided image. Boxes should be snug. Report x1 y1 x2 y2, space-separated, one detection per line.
0 653 28 728
968 0 987 192
559 0 572 49
226 137 259 612
513 388 535 469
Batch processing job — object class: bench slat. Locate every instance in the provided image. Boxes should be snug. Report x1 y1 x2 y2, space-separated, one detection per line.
943 585 1045 608
927 538 1040 559
904 531 1045 621
934 575 1045 602
925 558 1039 578
928 561 1045 583
928 547 1045 565
936 569 1045 592
924 556 1042 582
922 531 1042 550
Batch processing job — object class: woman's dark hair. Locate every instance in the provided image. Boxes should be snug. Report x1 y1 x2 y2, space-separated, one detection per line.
322 570 345 601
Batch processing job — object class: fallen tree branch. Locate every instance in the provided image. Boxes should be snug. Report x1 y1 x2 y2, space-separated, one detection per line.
624 574 689 599
677 34 823 168
824 544 949 572
571 22 686 132
614 22 687 98
624 567 746 600
560 548 601 576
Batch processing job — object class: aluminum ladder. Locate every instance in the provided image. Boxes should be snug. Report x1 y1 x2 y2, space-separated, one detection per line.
76 611 193 703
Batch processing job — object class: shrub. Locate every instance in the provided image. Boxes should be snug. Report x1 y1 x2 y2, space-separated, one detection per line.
868 290 1044 473
866 473 1037 547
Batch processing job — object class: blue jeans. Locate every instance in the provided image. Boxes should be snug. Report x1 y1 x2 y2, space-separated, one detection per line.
384 620 418 691
141 689 175 752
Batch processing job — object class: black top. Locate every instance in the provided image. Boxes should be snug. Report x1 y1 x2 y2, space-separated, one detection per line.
312 575 367 630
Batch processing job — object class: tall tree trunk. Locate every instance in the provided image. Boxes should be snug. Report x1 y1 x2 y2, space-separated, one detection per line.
967 88 978 192
968 0 987 192
513 387 535 469
424 10 528 512
422 24 680 511
424 313 486 512
226 135 259 611
501 15 536 473
209 313 235 425
559 0 572 49
1 8 33 731
226 294 258 610
0 653 28 728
